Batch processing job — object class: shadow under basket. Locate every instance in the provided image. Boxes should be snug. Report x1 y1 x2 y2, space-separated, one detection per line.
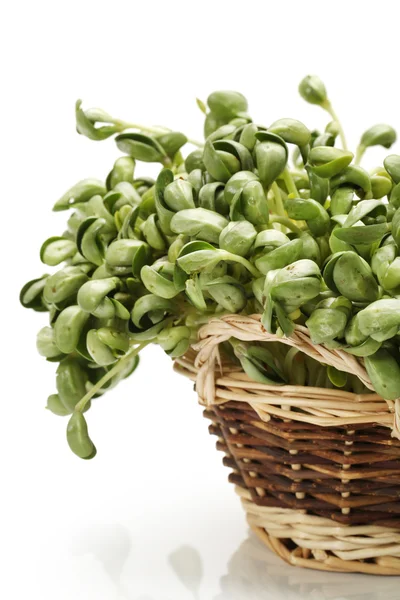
174 314 400 575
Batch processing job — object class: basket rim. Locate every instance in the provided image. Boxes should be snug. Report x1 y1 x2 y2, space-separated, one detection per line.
174 313 400 440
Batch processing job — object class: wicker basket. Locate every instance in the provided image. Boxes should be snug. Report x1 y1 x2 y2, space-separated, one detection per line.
175 314 400 575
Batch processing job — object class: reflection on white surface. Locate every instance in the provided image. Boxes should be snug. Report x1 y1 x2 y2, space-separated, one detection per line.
69 524 400 600
71 524 133 598
72 524 131 584
214 535 400 600
168 546 203 600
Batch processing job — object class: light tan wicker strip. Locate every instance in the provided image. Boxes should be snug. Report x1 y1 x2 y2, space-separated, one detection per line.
186 314 400 440
236 486 400 573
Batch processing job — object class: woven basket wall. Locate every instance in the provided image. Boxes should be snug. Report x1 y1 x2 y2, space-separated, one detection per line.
175 314 400 575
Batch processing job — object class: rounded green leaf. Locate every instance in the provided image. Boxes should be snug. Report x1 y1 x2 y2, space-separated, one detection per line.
392 207 400 246
53 179 106 211
77 277 120 317
324 251 379 302
46 394 71 417
207 90 248 120
299 232 321 264
239 123 259 151
76 217 106 266
131 294 176 330
268 118 311 147
164 179 195 211
154 168 175 235
286 197 330 236
308 146 353 178
36 326 63 359
185 150 204 173
168 234 188 263
40 237 76 266
97 327 129 353
365 349 400 400
156 131 187 158
205 277 246 312
105 239 149 268
381 256 400 291
255 141 287 188
185 275 207 310
231 341 285 385
43 267 89 305
307 167 329 205
106 156 135 190
203 139 239 182
75 100 120 142
298 75 327 106
254 230 290 250
327 366 347 388
306 309 347 344
344 337 381 357
330 166 372 199
170 208 228 244
54 306 90 354
157 325 191 358
384 155 400 184
360 124 396 149
213 140 253 171
86 329 118 366
344 199 387 227
20 275 49 311
330 186 354 216
176 242 222 274
67 412 96 459
56 358 88 412
208 124 237 142
333 223 388 245
199 182 227 215
204 112 226 138
357 299 400 337
115 133 166 162
255 238 303 274
272 276 322 316
141 264 180 299
142 214 166 251
219 221 257 257
241 180 269 225
224 171 258 206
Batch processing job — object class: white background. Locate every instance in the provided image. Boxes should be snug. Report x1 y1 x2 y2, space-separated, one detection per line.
2 1 400 598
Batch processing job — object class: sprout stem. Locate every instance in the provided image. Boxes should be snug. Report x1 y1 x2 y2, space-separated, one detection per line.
75 341 149 413
223 251 261 279
187 138 205 149
354 145 366 166
322 101 348 151
270 215 303 235
282 169 298 197
268 190 278 214
271 182 286 216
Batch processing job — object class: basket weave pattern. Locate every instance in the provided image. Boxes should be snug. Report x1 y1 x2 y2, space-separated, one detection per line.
175 314 400 575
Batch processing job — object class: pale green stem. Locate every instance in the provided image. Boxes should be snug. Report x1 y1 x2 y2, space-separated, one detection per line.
271 182 286 216
354 144 366 166
268 188 278 214
322 100 348 151
75 341 149 413
282 169 298 197
222 251 261 279
115 119 204 148
236 256 261 279
270 215 303 235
